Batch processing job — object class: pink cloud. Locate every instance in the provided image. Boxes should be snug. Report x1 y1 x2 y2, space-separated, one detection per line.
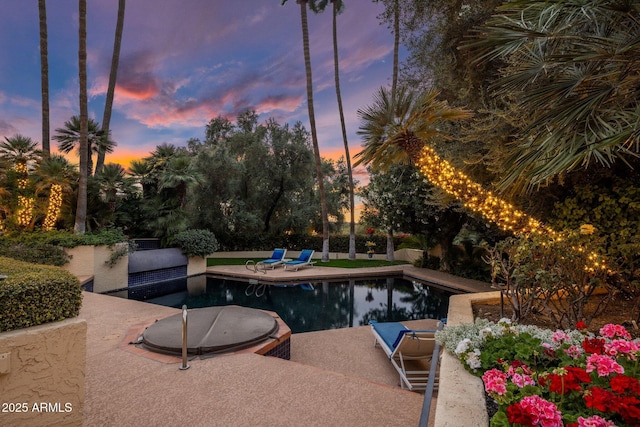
255 94 303 114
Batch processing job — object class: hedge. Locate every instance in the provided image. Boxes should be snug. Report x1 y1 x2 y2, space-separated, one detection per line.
0 257 82 332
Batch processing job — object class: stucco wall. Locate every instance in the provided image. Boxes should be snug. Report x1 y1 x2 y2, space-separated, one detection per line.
0 317 86 427
63 245 128 293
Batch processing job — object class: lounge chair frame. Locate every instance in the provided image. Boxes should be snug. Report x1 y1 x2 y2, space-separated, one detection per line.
283 249 316 271
371 321 440 391
245 249 288 274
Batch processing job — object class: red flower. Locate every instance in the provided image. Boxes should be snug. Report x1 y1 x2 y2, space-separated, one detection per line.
584 387 616 412
617 395 640 425
547 367 591 394
582 337 606 355
366 227 375 235
576 321 587 330
506 402 536 426
610 375 640 395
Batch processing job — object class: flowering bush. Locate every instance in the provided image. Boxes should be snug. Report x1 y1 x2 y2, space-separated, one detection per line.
436 320 640 426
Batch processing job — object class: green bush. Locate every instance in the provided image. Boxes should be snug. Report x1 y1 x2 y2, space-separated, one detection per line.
171 229 219 257
0 229 129 266
0 257 82 332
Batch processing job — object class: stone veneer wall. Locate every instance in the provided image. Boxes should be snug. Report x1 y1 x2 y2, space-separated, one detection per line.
0 317 87 426
433 291 502 427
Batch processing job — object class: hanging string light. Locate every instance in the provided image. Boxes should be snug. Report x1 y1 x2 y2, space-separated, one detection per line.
416 146 612 273
42 184 63 231
417 146 554 237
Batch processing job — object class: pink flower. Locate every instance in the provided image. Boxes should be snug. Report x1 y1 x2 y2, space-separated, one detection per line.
552 330 571 343
518 396 563 427
565 345 584 359
604 339 639 359
599 324 632 340
576 415 616 427
511 372 535 388
585 354 625 377
482 368 508 396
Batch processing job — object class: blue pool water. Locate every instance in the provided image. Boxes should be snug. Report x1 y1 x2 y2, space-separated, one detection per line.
123 275 452 334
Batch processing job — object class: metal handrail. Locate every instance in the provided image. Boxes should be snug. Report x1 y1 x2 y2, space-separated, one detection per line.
418 321 444 427
179 305 190 370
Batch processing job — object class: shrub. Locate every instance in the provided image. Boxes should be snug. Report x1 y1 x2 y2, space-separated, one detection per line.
171 229 219 257
483 230 616 329
0 229 129 266
0 257 82 332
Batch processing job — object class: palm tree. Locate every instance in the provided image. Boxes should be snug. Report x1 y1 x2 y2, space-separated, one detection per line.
75 0 88 234
34 154 77 230
94 163 132 214
312 0 357 260
356 86 472 260
467 0 640 190
0 134 41 166
53 116 115 176
282 0 330 262
128 159 154 198
38 0 50 156
158 155 202 209
355 86 472 169
96 0 126 174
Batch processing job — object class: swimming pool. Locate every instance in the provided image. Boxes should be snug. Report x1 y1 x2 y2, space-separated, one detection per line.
124 275 451 334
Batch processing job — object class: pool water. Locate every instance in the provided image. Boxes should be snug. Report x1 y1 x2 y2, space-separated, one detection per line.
129 276 451 334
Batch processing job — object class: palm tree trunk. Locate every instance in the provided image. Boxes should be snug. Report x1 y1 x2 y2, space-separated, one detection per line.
300 0 330 262
391 0 399 97
38 0 50 156
96 0 125 174
331 1 356 260
75 0 88 234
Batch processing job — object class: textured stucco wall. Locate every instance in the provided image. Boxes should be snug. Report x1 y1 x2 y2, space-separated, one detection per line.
64 245 128 293
434 292 501 427
0 317 86 427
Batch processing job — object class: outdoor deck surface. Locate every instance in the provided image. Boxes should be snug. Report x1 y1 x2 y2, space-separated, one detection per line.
81 266 492 426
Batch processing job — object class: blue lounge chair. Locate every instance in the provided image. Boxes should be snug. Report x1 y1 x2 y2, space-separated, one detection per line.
245 249 288 273
370 320 439 391
283 249 315 271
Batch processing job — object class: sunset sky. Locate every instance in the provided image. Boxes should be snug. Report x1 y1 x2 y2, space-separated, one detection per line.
0 0 402 182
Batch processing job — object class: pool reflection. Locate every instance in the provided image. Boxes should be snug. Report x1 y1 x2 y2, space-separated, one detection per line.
139 276 451 334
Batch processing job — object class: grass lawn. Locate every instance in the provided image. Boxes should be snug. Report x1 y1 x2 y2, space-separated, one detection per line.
206 257 409 268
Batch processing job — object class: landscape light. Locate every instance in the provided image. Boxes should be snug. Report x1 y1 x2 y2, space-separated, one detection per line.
17 196 34 227
42 184 63 231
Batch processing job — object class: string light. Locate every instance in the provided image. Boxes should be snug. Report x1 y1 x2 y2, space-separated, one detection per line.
42 184 63 231
417 146 554 236
15 162 28 189
16 196 34 227
415 146 611 273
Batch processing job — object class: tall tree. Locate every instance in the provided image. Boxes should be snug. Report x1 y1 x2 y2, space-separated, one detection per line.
54 116 114 176
312 0 357 259
356 86 472 259
282 0 330 262
75 0 88 234
96 0 126 174
38 0 50 156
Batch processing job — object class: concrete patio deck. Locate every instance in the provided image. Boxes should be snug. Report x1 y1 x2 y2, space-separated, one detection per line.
81 266 492 426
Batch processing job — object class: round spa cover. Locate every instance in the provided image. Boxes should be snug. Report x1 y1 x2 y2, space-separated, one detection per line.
142 306 279 355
